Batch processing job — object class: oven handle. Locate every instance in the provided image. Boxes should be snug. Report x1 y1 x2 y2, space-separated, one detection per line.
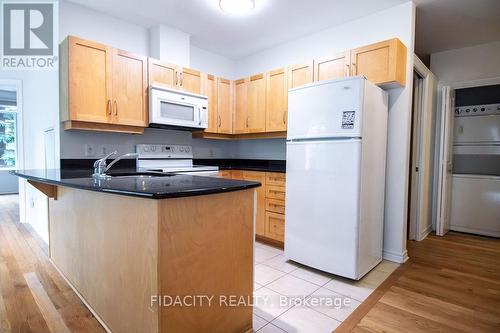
198 107 202 125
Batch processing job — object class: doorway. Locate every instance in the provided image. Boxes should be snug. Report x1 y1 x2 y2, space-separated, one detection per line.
0 81 23 194
408 71 424 240
407 56 438 241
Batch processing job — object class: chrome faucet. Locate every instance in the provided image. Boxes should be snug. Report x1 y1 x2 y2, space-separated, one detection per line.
93 151 139 178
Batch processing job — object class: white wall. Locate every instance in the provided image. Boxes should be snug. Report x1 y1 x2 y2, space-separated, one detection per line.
430 41 500 85
0 72 59 243
235 2 416 262
150 24 190 66
190 46 236 79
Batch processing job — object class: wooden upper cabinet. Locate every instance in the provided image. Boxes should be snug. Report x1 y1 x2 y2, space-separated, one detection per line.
314 51 351 82
266 68 288 132
60 36 146 133
203 74 218 133
217 78 233 134
65 36 112 124
112 49 147 127
148 59 177 88
179 68 202 94
288 61 313 89
233 78 249 134
350 38 407 87
247 74 267 133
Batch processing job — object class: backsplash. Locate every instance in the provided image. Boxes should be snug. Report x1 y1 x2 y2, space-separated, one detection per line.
59 127 287 160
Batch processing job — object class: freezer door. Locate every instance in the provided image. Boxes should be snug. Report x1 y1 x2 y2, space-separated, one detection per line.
284 139 361 279
287 78 363 140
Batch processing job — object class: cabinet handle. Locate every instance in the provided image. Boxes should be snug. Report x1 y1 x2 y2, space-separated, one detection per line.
351 63 356 75
113 100 118 116
246 116 249 128
345 63 350 77
175 71 179 86
107 99 111 115
218 114 221 127
283 110 287 124
180 72 183 86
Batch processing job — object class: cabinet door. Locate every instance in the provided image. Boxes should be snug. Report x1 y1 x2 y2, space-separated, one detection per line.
111 49 148 127
266 68 288 132
243 171 266 237
313 51 350 82
148 59 177 88
68 36 112 124
350 38 406 86
247 74 267 133
288 61 313 89
233 78 248 134
217 78 233 134
265 212 285 242
204 74 218 133
180 68 202 94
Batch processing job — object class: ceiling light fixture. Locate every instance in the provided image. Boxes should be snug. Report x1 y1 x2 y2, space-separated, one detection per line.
219 0 255 15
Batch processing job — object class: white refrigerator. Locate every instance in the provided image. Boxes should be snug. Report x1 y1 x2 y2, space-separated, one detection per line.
285 77 388 280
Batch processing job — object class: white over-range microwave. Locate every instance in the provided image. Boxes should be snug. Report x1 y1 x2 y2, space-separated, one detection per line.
149 85 208 130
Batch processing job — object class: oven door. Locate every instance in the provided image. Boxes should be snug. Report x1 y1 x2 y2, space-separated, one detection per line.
149 88 205 129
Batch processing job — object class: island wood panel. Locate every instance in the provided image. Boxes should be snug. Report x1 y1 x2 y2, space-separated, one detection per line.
158 189 254 333
49 187 159 333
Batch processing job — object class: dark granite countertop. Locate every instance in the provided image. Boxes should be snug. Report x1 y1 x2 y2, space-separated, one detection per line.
194 159 286 173
11 169 261 199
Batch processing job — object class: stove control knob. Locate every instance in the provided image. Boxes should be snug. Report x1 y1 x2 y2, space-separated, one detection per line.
144 146 150 152
151 146 156 152
186 147 190 152
473 108 477 112
179 147 184 152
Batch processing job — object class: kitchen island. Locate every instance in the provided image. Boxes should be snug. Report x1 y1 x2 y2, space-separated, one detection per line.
12 169 260 333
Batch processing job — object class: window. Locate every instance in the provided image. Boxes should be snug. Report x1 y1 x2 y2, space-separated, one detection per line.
0 89 17 169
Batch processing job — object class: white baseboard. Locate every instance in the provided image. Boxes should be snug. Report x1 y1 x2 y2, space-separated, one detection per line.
383 249 409 263
418 225 432 241
450 225 500 238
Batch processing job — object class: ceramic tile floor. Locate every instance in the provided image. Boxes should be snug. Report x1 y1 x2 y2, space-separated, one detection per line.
252 241 399 333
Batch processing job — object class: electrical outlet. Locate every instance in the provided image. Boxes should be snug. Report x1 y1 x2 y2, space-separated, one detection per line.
85 144 95 157
98 144 108 156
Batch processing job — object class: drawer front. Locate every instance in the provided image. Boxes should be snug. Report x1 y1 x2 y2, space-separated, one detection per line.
265 212 285 242
266 172 286 187
218 170 232 178
231 170 244 180
265 198 285 214
266 185 286 200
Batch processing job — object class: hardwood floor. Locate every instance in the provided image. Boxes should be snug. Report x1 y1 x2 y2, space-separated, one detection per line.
1 194 499 332
337 232 500 333
0 195 105 333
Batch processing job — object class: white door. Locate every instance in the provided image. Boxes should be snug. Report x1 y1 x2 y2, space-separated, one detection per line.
436 86 455 236
284 139 361 279
287 77 363 140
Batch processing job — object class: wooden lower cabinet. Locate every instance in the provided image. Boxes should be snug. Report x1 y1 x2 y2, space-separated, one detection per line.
242 171 266 237
265 211 285 242
225 170 286 244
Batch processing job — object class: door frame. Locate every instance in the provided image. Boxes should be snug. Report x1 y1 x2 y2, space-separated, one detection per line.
407 56 437 241
0 79 25 220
